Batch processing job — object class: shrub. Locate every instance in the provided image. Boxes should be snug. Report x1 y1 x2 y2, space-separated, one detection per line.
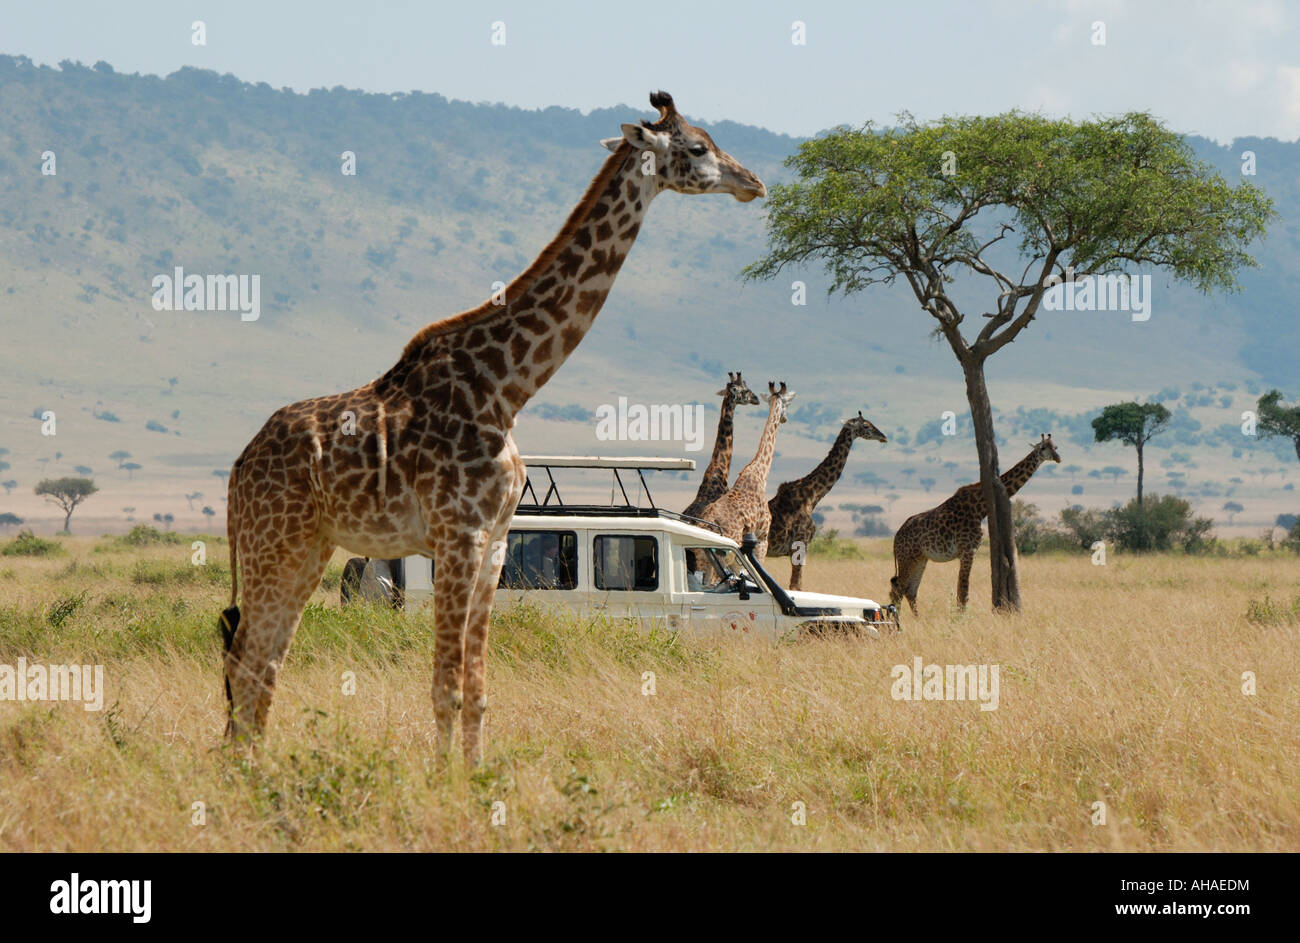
1108 495 1214 553
1 529 64 557
1058 506 1110 550
114 524 184 547
806 529 865 560
1013 500 1045 554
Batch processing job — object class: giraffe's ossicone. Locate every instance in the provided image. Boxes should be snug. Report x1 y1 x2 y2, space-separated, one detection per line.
219 91 766 764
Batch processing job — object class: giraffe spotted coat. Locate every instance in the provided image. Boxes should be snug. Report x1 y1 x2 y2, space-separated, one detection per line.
221 91 766 764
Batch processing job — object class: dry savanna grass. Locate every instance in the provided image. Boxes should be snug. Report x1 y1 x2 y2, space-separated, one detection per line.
0 531 1297 852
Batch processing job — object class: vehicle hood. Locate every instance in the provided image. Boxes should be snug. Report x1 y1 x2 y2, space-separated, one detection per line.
786 590 882 611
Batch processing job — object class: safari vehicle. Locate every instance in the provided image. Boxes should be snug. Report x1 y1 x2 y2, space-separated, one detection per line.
340 456 899 640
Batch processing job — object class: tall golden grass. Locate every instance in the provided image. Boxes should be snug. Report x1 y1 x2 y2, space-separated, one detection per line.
0 533 1296 851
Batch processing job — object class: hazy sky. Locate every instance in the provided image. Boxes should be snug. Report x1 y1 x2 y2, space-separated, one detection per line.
4 0 1298 142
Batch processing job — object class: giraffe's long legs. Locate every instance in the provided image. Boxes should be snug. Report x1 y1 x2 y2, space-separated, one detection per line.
892 556 926 617
956 550 975 610
428 531 485 759
225 534 335 741
460 497 519 766
788 560 803 591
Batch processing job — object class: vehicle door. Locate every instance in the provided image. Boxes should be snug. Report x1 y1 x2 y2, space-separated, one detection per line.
675 544 775 638
589 533 672 630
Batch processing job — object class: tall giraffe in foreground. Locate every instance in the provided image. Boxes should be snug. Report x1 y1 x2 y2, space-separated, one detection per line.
697 382 796 559
682 372 760 521
767 411 887 590
889 434 1061 615
220 91 765 763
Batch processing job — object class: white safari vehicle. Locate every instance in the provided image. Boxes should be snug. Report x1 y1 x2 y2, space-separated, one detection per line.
341 456 899 640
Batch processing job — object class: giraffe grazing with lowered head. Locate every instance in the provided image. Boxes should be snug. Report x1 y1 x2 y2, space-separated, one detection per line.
682 371 760 521
697 382 795 560
889 434 1061 615
219 91 765 763
767 410 887 590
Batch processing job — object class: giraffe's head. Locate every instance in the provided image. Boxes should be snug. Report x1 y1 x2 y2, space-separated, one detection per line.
1034 433 1062 463
717 371 761 407
601 91 766 203
845 410 888 444
761 381 796 424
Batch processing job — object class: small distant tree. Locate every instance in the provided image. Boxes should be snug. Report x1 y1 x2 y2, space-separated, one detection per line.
185 490 203 510
1101 466 1128 482
1257 390 1300 462
35 477 98 533
74 465 93 476
919 477 936 493
1222 501 1243 524
202 505 216 523
1092 402 1172 506
212 469 230 486
122 462 141 478
109 449 131 468
1062 464 1082 480
153 512 176 531
1 480 15 496
0 512 22 533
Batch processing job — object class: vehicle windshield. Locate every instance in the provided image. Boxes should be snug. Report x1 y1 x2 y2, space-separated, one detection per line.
685 547 763 594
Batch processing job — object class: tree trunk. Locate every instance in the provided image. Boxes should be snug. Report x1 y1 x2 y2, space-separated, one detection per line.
1136 442 1144 506
63 507 73 533
963 358 1021 612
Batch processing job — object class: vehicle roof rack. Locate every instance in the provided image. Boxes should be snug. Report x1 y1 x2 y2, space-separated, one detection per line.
511 504 721 532
518 455 695 470
516 454 697 516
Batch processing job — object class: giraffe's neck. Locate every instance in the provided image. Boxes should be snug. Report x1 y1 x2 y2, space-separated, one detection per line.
789 425 856 508
393 144 658 413
733 398 784 494
694 394 739 503
1000 448 1046 497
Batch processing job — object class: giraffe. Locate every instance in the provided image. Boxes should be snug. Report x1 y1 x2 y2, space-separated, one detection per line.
218 91 765 763
682 371 760 521
889 434 1061 615
766 411 887 590
697 382 795 560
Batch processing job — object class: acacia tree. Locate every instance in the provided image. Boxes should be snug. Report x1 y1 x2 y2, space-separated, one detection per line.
1257 390 1300 462
35 477 98 533
745 111 1272 610
1092 401 1171 505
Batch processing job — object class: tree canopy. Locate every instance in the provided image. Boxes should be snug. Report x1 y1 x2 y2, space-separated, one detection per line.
744 111 1273 366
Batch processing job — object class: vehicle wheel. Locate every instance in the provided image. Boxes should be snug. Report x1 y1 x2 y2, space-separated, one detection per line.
340 557 368 607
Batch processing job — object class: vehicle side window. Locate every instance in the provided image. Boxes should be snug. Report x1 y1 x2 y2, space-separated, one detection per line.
594 535 658 591
499 531 578 590
684 546 762 594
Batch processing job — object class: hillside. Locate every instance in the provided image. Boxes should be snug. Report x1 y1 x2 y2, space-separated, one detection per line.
0 55 1296 537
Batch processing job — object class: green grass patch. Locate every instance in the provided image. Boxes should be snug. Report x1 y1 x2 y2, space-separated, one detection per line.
2 530 65 557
